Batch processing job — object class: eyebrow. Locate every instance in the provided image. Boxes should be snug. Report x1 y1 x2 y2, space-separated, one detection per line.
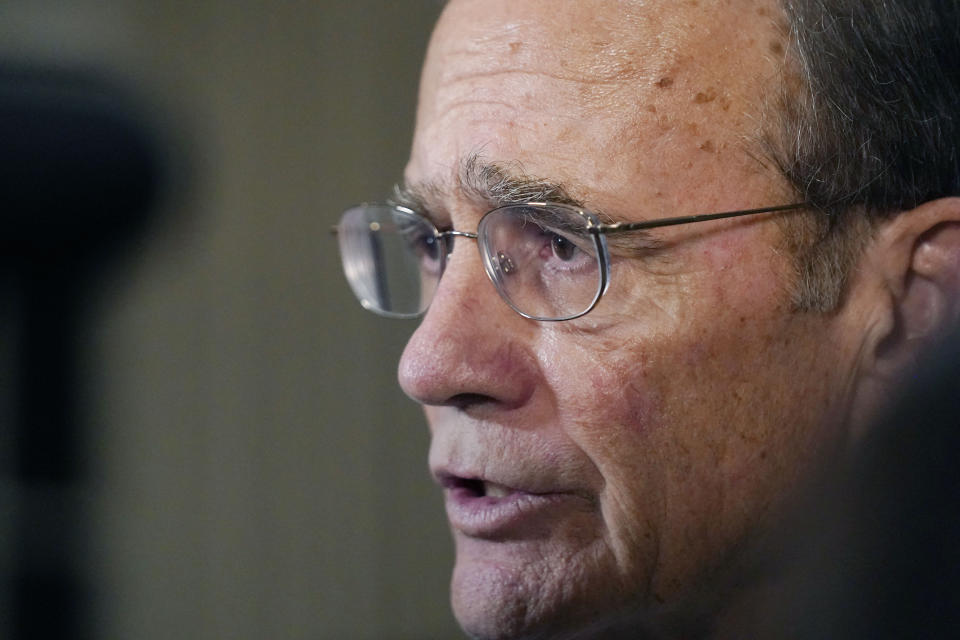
391 152 661 253
392 153 587 219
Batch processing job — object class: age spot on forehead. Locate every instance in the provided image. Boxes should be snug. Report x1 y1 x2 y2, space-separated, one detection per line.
655 76 674 89
693 87 717 104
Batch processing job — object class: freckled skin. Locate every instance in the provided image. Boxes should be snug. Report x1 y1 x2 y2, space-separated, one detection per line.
397 0 871 638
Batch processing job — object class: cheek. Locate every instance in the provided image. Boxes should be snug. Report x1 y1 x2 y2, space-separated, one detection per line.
530 287 816 583
536 333 670 565
587 354 661 433
544 332 665 440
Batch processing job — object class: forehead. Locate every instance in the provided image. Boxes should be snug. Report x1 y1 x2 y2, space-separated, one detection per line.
409 0 789 214
427 0 709 92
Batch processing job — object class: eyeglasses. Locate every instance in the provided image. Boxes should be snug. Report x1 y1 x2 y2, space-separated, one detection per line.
334 201 806 321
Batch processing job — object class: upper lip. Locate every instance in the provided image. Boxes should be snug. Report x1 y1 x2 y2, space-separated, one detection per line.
427 425 602 505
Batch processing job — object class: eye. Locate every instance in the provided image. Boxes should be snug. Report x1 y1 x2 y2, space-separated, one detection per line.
413 231 439 258
398 220 439 260
550 233 578 261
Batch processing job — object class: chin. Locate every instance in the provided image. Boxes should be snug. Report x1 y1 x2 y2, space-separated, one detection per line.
449 545 650 640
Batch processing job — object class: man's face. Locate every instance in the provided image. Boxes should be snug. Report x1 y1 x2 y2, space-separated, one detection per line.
398 0 863 637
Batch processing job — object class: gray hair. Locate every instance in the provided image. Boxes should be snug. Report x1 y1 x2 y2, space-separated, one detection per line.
768 0 960 310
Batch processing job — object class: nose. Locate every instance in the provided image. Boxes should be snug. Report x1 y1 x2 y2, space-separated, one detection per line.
397 240 538 410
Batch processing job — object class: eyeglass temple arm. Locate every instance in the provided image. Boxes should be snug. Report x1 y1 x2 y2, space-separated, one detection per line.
596 202 808 234
329 226 478 238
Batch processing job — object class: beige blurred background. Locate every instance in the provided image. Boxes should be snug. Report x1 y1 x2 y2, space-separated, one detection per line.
0 1 458 638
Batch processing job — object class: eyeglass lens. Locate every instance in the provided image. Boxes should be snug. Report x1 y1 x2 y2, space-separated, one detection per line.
478 206 603 320
338 205 441 317
337 203 605 320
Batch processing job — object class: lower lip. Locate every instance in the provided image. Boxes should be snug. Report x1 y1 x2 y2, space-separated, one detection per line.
444 486 584 539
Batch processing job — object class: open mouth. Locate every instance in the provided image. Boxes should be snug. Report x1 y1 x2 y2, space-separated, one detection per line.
446 476 514 499
437 471 584 538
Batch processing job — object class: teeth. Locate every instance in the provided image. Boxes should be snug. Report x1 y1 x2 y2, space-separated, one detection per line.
484 482 511 498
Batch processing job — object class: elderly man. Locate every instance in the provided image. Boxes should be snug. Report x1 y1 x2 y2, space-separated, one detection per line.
335 0 960 637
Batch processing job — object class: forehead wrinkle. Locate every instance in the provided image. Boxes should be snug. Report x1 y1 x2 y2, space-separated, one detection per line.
427 12 660 120
435 3 658 84
428 63 630 131
439 63 630 91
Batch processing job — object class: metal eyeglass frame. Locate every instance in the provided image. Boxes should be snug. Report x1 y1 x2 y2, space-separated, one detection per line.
335 201 807 322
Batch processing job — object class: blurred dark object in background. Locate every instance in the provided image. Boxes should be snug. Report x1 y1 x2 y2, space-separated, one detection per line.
741 325 960 639
1 62 165 639
833 327 960 638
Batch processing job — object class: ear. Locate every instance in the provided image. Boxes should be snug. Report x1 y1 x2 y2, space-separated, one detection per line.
876 197 960 357
849 197 960 425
